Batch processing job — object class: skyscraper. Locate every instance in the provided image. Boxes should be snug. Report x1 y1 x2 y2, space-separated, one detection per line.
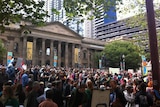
51 0 65 22
83 1 117 38
41 0 65 22
36 0 83 35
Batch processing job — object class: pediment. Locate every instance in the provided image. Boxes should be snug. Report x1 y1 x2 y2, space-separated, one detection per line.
32 22 82 39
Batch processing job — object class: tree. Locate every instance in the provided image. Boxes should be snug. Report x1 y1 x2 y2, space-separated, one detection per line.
0 39 7 62
119 0 160 25
115 0 160 62
103 40 141 71
0 0 49 32
1 0 117 32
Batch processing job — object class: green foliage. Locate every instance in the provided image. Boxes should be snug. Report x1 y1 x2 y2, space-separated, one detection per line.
121 1 160 29
131 25 160 61
103 41 141 70
52 8 60 15
132 32 150 59
0 0 49 33
0 39 6 59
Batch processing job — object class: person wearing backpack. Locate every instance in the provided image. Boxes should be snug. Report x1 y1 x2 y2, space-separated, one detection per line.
109 79 127 107
135 82 153 107
6 61 16 84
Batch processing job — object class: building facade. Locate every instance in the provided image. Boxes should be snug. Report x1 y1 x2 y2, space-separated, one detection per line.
84 1 117 38
1 22 105 68
95 18 160 41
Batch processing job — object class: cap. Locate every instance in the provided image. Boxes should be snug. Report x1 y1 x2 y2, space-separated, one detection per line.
40 81 44 85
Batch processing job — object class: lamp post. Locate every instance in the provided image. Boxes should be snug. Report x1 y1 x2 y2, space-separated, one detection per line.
101 54 106 69
120 54 125 71
122 54 125 71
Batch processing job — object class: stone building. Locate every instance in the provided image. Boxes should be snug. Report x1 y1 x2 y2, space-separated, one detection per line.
1 22 105 68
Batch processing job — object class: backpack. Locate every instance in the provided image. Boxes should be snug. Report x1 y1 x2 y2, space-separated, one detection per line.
139 94 149 107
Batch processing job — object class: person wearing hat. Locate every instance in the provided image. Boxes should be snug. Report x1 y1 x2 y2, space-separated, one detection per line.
44 83 52 98
38 82 45 96
123 85 135 107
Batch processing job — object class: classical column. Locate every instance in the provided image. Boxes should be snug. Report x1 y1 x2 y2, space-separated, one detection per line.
58 41 61 67
41 39 45 65
65 42 68 68
78 45 82 67
72 44 75 67
32 37 37 66
23 36 27 63
87 49 90 68
50 40 54 66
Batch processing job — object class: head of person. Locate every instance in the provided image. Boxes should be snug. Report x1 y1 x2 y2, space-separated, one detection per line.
126 85 133 93
2 85 14 98
139 82 147 91
16 83 23 92
46 89 53 99
78 83 86 93
40 82 45 88
86 80 93 90
32 81 40 92
0 67 6 74
47 83 52 88
109 79 117 90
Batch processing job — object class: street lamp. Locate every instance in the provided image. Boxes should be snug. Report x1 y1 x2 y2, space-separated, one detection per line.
122 54 125 71
120 54 125 71
101 54 106 69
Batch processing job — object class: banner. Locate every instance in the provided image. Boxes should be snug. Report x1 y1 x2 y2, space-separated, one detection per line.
142 55 147 75
53 49 57 67
91 89 110 107
27 42 33 60
15 57 24 69
54 56 58 67
109 67 120 74
99 59 102 69
7 52 13 65
74 48 79 63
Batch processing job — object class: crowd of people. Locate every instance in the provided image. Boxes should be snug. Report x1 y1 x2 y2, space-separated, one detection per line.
0 60 158 107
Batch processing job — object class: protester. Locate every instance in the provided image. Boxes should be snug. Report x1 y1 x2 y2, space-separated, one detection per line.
0 66 8 92
123 85 135 107
44 82 52 98
85 80 93 107
52 80 64 107
0 63 155 107
109 79 127 107
69 83 88 107
25 81 40 107
1 85 19 107
21 70 29 87
135 82 153 107
39 90 58 107
6 60 16 83
15 83 26 106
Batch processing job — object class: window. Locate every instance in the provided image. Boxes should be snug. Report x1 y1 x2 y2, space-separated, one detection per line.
83 51 87 59
46 48 50 55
